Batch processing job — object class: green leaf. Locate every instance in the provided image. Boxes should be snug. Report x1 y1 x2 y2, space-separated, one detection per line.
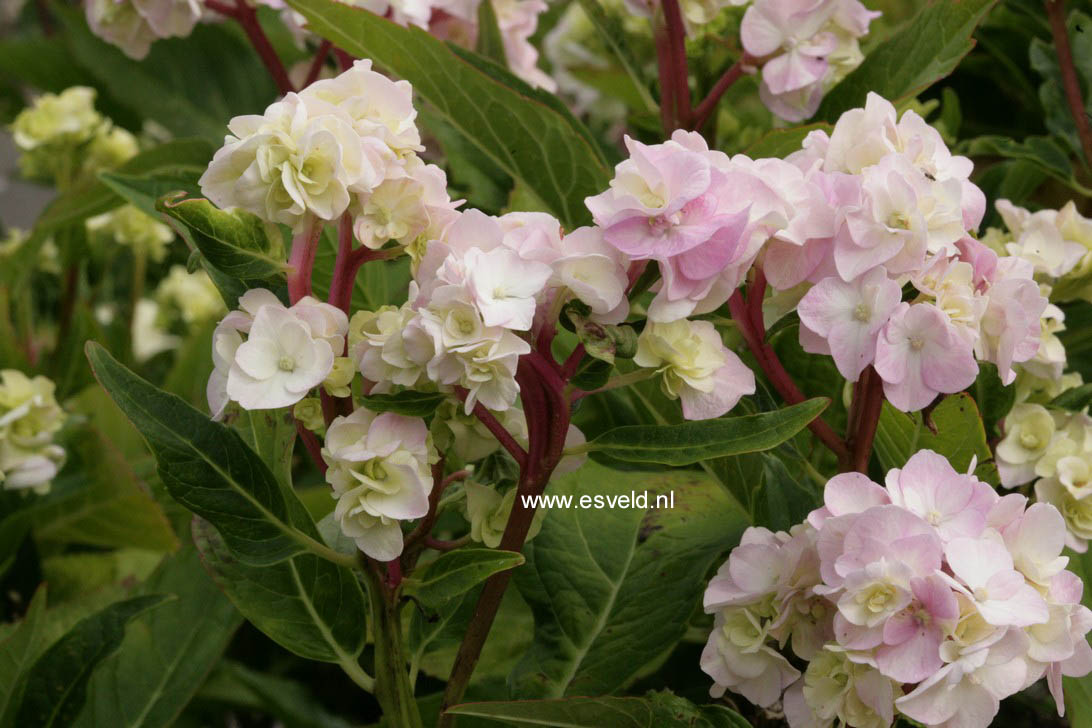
873 393 992 476
14 594 171 728
510 463 748 697
359 391 448 418
192 519 369 672
231 407 298 492
98 169 203 221
753 454 820 533
404 549 524 608
72 547 241 728
1052 384 1092 411
196 660 352 728
0 586 48 726
1029 10 1092 160
157 196 286 279
57 8 278 141
574 0 657 114
816 0 999 122
959 135 1088 194
34 139 214 236
579 398 829 466
743 123 831 159
284 0 610 228
446 690 751 728
85 342 345 567
475 0 507 66
973 362 1015 438
31 415 178 553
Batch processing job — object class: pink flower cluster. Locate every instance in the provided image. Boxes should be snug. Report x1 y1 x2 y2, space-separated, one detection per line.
587 93 1048 413
741 0 880 121
701 450 1092 728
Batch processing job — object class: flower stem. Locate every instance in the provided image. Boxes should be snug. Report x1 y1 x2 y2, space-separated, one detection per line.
690 58 747 131
1046 0 1092 168
728 278 849 462
295 420 327 473
454 387 529 470
572 367 656 401
439 364 569 727
367 568 424 728
287 216 323 304
846 366 883 474
303 40 333 88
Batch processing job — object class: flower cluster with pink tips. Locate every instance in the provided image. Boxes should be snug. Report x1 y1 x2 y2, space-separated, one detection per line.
701 449 1092 728
588 92 1049 413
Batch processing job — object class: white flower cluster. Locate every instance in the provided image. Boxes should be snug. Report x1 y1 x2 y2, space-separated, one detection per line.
85 0 203 60
321 407 435 560
997 403 1092 554
353 210 630 413
201 60 460 237
155 266 227 325
206 289 348 417
87 204 175 262
10 87 137 184
0 370 66 494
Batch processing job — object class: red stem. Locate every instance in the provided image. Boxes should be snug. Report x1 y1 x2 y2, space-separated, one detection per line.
424 536 467 551
206 0 293 95
334 48 355 71
1046 0 1092 168
690 59 746 131
728 282 849 461
287 217 323 304
296 420 327 474
439 363 569 727
847 366 883 474
329 212 357 316
454 387 529 470
661 0 691 130
654 13 679 132
303 40 333 88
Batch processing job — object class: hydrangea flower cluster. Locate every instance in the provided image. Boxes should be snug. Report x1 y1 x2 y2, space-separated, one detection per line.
739 0 879 122
85 0 203 59
996 404 1092 553
200 59 460 238
9 86 138 185
701 449 1092 728
206 288 349 417
779 94 1044 411
321 407 435 560
87 204 176 262
0 370 67 494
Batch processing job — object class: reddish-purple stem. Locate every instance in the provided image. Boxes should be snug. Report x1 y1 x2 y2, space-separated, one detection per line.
296 420 327 473
205 0 294 95
661 0 691 130
690 58 747 131
303 40 333 88
728 279 849 462
1046 0 1092 168
287 217 323 304
454 387 529 470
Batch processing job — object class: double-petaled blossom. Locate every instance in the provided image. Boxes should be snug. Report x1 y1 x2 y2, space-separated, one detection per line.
634 318 755 420
741 0 879 122
0 370 67 494
321 408 435 560
206 288 347 415
702 450 1092 728
86 0 202 59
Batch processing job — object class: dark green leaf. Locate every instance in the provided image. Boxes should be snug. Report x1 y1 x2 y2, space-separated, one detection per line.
72 547 241 728
85 342 342 567
404 549 524 608
873 393 992 476
34 139 214 236
475 0 507 66
284 0 610 228
511 463 748 697
14 595 170 728
580 398 829 466
973 362 1015 438
231 408 298 491
574 0 657 113
0 586 48 726
360 391 448 418
196 660 352 728
97 169 202 220
447 690 751 728
1051 384 1092 411
192 519 369 673
960 135 1084 193
157 196 286 279
754 454 819 532
816 0 999 121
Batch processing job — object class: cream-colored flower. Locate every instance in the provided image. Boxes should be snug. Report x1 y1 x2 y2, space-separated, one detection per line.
996 403 1057 487
87 204 174 261
634 319 755 420
156 266 226 325
0 370 66 494
464 480 545 548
